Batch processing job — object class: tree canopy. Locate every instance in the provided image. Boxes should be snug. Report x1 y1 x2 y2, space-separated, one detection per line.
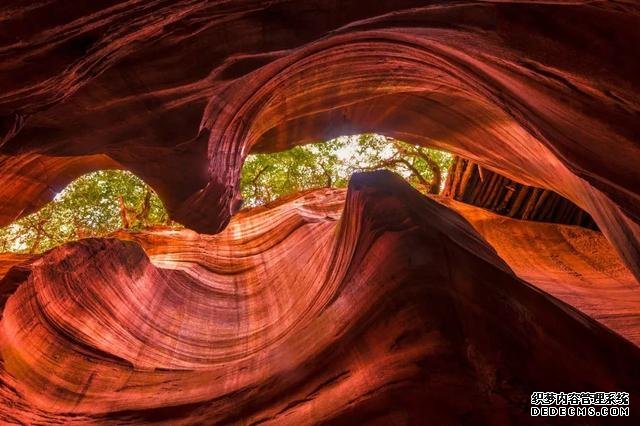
0 170 169 253
241 134 453 206
1 134 452 253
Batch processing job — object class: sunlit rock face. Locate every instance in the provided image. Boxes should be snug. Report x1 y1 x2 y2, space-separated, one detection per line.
1 0 639 278
1 1 640 424
0 172 638 424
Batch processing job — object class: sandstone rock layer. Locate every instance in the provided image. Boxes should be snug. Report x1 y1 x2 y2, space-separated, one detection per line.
1 1 640 424
0 173 638 424
1 0 639 278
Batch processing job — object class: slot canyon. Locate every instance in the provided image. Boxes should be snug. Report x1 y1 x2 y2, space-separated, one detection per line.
1 1 639 424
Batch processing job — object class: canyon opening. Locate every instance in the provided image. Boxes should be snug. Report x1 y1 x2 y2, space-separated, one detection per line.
0 1 639 425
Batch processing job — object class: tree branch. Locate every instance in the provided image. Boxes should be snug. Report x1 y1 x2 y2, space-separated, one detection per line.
392 141 442 194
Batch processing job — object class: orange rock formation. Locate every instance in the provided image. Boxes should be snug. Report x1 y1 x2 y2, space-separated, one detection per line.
1 174 639 424
0 1 639 424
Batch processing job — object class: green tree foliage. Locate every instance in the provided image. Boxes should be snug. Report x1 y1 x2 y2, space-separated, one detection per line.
0 170 169 253
241 134 453 206
0 134 452 253
353 134 453 194
240 138 350 206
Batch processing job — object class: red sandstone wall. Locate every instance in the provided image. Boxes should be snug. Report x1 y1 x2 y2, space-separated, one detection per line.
0 1 639 278
0 174 638 424
0 2 639 423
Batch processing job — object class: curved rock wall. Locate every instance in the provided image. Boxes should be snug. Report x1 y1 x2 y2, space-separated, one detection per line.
1 1 639 278
1 2 639 423
0 172 638 424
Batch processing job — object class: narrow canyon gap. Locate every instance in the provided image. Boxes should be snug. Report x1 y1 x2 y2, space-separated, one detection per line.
0 1 639 424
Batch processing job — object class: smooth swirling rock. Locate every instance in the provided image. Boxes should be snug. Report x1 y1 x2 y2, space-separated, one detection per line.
0 1 639 279
0 172 638 424
1 1 640 423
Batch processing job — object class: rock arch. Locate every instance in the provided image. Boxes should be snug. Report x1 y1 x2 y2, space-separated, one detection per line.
1 3 640 422
1 1 639 277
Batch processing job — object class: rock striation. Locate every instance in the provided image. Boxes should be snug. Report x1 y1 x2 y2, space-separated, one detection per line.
0 0 639 278
1 1 640 423
443 156 598 230
0 172 638 424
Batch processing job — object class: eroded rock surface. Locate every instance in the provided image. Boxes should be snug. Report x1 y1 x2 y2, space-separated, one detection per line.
0 172 638 424
443 156 599 230
1 1 639 423
1 1 639 278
